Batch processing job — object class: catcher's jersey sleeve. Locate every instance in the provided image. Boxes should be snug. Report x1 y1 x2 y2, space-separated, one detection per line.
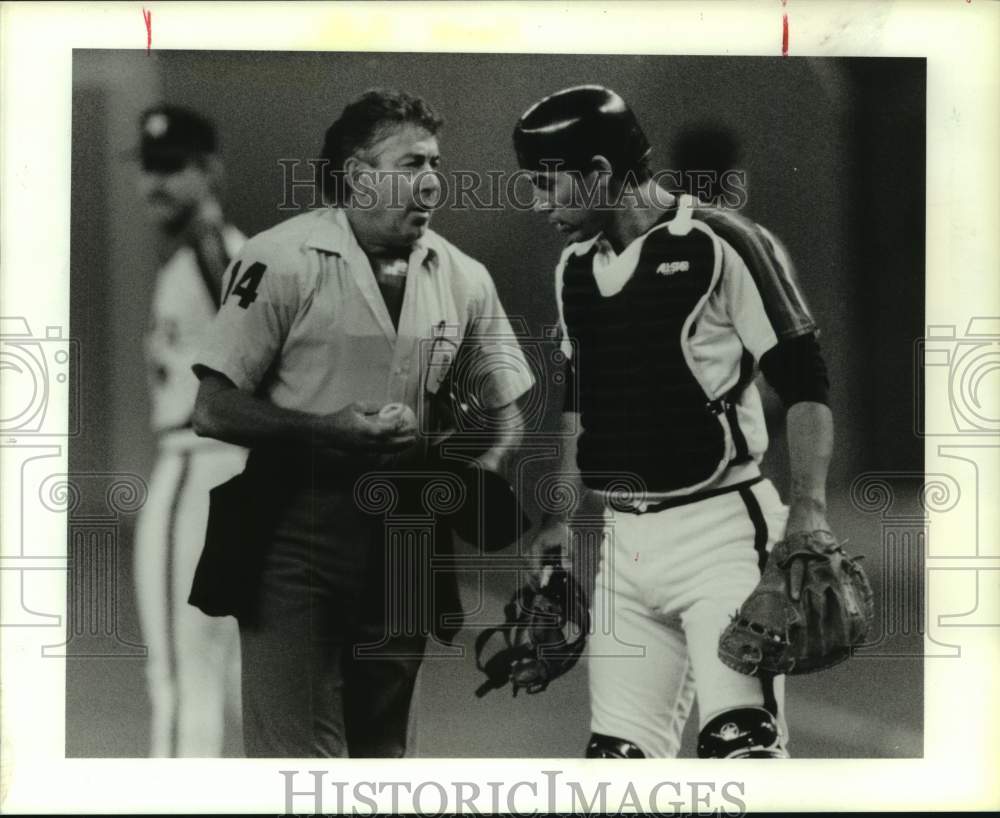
702 211 817 361
194 235 302 392
716 238 785 361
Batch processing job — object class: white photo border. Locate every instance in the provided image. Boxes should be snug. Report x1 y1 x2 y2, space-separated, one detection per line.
1 0 998 813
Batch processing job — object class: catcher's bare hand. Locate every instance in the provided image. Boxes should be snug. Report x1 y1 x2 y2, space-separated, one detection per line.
784 497 833 601
785 495 829 535
525 519 571 589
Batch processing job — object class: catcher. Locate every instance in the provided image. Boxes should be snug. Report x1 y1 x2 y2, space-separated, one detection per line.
496 85 873 759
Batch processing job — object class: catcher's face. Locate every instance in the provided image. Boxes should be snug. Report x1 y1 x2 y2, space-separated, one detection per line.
529 165 609 244
345 124 442 251
138 160 214 233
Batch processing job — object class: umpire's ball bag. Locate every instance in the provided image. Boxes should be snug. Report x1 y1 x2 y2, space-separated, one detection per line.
188 451 285 624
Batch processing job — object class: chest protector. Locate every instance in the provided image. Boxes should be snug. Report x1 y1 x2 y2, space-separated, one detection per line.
561 222 749 495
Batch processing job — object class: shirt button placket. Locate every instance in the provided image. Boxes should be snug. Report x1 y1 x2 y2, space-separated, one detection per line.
392 360 409 403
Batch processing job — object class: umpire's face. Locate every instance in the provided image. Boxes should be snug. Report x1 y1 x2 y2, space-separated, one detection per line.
529 164 608 244
345 123 443 250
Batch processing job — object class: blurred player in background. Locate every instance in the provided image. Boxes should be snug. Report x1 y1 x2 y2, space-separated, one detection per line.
131 105 247 757
514 86 834 758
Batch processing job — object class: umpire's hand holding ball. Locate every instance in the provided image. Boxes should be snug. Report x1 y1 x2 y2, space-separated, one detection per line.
322 401 417 453
375 402 418 431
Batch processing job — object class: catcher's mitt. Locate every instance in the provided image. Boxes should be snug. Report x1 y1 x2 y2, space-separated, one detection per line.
474 556 590 697
718 530 874 677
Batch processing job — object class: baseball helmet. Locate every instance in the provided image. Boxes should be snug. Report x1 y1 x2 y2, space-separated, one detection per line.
513 85 651 175
427 341 532 552
134 105 217 172
445 463 532 553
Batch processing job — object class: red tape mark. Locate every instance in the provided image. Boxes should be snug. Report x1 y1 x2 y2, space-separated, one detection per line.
782 12 789 56
143 8 152 54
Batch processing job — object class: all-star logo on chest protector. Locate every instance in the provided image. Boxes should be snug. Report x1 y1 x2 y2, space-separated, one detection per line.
656 260 690 276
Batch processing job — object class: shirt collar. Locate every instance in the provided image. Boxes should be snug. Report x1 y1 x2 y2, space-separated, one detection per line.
565 232 604 258
304 207 437 270
566 195 689 260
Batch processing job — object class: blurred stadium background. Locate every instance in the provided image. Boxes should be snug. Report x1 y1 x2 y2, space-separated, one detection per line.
68 51 924 758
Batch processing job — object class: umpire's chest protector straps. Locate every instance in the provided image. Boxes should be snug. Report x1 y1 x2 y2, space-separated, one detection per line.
560 213 737 495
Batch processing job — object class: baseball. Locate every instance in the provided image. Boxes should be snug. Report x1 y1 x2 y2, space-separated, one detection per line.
377 402 418 432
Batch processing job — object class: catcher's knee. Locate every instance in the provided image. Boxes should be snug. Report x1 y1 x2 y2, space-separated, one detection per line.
585 733 646 758
697 707 788 759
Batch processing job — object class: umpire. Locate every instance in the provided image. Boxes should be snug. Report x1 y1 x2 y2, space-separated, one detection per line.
190 89 533 757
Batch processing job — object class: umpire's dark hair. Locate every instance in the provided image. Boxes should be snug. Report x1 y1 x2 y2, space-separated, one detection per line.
318 88 444 205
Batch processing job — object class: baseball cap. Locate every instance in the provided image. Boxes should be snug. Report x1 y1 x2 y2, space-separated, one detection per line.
134 105 217 172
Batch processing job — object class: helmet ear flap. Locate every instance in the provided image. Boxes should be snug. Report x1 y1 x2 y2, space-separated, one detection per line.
585 154 615 177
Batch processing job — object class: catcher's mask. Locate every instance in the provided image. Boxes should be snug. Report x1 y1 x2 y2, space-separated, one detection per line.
474 552 590 697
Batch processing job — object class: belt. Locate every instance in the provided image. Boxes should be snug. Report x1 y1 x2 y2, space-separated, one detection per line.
608 476 764 515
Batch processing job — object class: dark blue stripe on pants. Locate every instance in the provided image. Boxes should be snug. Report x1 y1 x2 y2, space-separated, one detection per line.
165 452 191 757
738 484 778 718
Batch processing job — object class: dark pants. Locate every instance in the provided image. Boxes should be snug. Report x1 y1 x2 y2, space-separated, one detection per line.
238 472 449 758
